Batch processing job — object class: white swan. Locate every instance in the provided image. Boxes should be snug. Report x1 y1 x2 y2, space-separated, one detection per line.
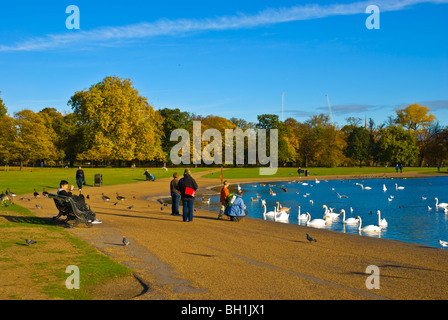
434 198 448 208
274 209 289 222
305 212 327 227
440 240 448 248
340 209 359 224
395 183 404 190
298 206 308 221
262 203 277 217
322 205 340 219
377 210 388 227
383 184 387 192
359 184 372 190
357 216 381 233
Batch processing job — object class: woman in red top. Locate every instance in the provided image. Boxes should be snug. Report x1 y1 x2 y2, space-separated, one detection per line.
218 180 229 220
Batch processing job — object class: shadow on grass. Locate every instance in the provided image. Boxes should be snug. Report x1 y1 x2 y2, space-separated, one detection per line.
2 215 55 226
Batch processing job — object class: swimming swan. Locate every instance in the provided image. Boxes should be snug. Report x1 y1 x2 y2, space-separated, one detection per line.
377 210 388 227
357 216 381 233
262 203 276 217
322 205 340 219
395 183 405 190
276 201 290 212
298 206 308 221
340 209 359 224
274 209 289 222
434 198 448 208
306 212 327 227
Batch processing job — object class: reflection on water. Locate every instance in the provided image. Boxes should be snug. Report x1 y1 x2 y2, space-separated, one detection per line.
200 176 448 248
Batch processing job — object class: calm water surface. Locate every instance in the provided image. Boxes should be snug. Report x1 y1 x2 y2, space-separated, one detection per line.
201 176 448 248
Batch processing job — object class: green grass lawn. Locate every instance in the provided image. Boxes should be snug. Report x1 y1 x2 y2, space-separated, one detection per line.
0 167 212 195
204 166 443 179
0 204 132 300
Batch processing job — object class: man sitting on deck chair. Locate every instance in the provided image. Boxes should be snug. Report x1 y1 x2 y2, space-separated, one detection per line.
57 180 102 224
224 189 247 222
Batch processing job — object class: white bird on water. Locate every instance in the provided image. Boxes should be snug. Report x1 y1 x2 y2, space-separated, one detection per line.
357 216 381 233
395 183 405 190
305 212 327 228
377 210 388 227
383 184 387 192
298 206 308 221
262 203 276 218
340 209 359 224
322 205 340 219
434 198 448 208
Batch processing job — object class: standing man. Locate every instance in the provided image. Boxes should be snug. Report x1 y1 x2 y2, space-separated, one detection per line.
170 172 181 216
76 166 85 191
178 169 198 222
218 180 229 220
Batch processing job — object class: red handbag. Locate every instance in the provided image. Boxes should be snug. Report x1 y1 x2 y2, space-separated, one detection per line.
185 187 196 197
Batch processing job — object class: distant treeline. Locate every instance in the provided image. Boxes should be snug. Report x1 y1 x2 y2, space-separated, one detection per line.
0 76 447 169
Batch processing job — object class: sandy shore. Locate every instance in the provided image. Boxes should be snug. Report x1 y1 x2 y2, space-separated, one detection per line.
18 169 448 300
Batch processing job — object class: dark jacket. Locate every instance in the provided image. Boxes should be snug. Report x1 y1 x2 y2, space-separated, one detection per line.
178 174 198 201
76 169 85 180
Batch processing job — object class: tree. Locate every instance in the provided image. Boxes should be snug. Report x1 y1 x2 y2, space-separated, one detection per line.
68 76 165 165
256 114 292 165
12 110 59 170
395 103 435 134
0 91 6 117
344 126 372 167
159 108 192 162
375 125 419 165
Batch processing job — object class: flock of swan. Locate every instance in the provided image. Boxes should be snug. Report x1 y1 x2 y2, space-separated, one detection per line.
247 178 448 248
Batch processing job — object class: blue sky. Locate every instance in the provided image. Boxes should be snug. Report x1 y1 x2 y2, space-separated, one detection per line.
0 0 447 126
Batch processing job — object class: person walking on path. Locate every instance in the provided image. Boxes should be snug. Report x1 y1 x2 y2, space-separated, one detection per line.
224 189 247 222
178 169 198 222
218 180 229 220
76 166 85 191
170 172 181 216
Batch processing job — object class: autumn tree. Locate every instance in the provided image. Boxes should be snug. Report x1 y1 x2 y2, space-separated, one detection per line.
12 110 59 170
344 126 373 167
68 76 165 165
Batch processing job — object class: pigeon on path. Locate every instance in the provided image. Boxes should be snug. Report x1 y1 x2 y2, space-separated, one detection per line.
26 239 36 246
122 236 130 246
306 233 317 243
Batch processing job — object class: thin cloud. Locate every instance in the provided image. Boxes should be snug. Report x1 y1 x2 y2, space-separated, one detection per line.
1 0 447 52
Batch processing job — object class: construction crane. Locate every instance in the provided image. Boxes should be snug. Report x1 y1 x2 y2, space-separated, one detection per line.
325 94 334 125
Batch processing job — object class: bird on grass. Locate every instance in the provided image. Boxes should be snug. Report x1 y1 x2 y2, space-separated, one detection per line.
42 188 49 198
35 204 41 209
122 236 130 246
26 239 36 246
116 193 126 201
128 205 134 210
33 189 40 198
306 233 317 243
102 193 110 201
114 202 119 206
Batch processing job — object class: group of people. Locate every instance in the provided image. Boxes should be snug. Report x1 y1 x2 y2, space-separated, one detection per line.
58 166 246 225
170 172 247 222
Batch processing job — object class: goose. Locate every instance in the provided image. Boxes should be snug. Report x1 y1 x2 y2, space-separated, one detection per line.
340 209 359 224
434 198 448 208
382 184 387 192
275 201 290 212
357 216 381 233
298 206 308 221
256 193 262 198
377 210 388 227
322 205 340 219
6 188 16 198
33 189 40 198
395 183 405 190
439 240 448 249
102 193 110 201
116 193 126 201
251 197 259 202
42 188 49 198
305 212 327 227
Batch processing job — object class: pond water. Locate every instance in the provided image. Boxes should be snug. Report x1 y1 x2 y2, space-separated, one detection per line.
200 176 448 248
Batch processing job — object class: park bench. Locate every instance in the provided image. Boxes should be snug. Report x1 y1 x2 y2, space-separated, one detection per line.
48 193 96 228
